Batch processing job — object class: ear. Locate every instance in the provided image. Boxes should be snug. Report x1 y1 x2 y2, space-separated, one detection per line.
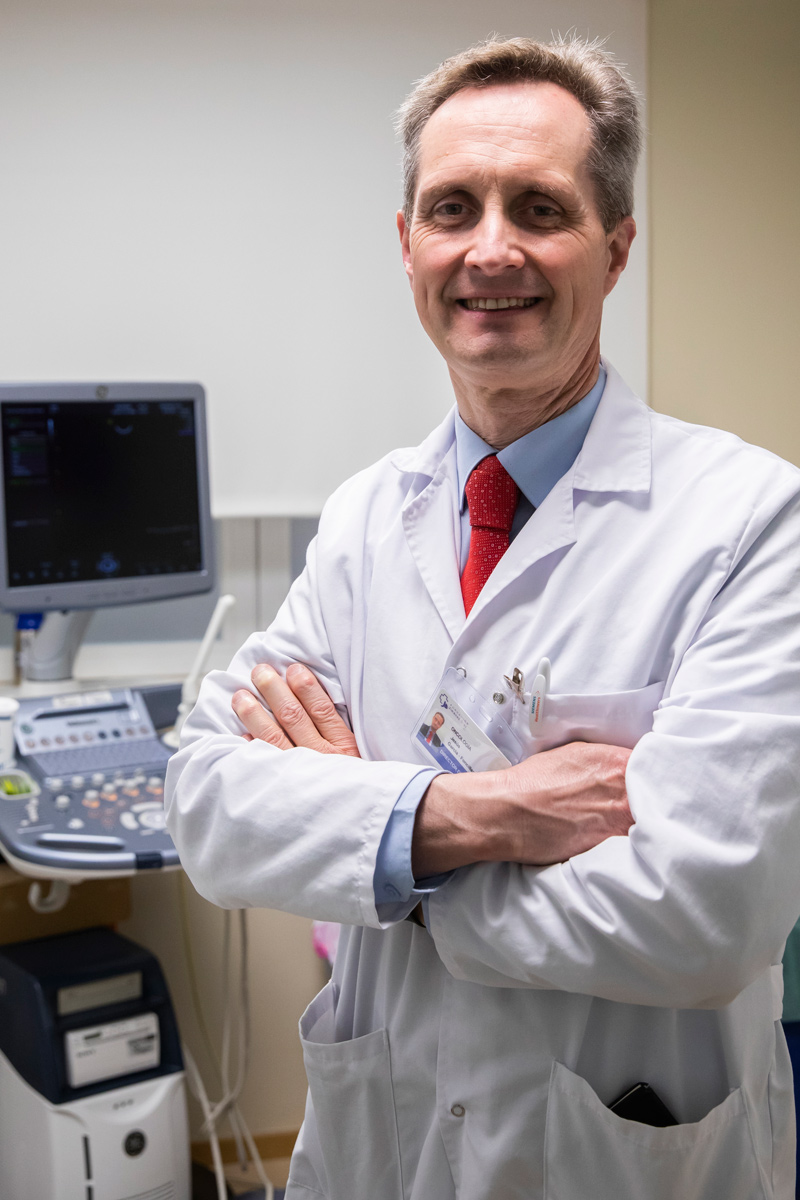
603 216 636 297
397 210 414 285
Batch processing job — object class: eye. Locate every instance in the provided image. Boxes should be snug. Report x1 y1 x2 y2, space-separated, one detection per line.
432 199 472 221
520 199 562 225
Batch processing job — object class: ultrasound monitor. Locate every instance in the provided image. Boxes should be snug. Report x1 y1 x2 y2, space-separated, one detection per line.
0 382 215 680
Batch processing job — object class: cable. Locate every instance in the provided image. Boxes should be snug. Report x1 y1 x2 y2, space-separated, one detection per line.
183 1043 228 1200
178 876 275 1200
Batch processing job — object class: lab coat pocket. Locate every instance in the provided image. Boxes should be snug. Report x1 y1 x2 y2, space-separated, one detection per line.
544 1061 767 1200
534 680 666 751
297 981 404 1200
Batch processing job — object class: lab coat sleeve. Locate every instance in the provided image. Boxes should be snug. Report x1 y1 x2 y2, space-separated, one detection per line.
164 519 430 927
426 489 800 1009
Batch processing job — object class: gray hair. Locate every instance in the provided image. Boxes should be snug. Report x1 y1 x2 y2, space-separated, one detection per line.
395 35 642 233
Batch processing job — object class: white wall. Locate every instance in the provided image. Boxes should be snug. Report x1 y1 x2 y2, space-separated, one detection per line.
0 0 647 518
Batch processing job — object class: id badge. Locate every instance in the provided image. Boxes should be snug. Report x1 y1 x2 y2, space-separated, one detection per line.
412 668 523 773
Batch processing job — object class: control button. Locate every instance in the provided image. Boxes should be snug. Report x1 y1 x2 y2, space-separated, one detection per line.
125 728 136 737
24 739 35 749
55 795 71 810
97 730 107 739
124 1131 146 1157
83 732 94 742
84 789 100 801
138 810 166 830
147 776 162 788
123 787 140 799
67 818 84 829
40 737 51 747
82 797 100 809
133 773 146 785
68 734 80 744
450 1104 466 1118
120 812 139 831
71 775 85 789
20 723 33 735
55 735 66 745
139 726 149 736
102 783 116 795
45 777 64 791
91 772 105 786
112 729 121 738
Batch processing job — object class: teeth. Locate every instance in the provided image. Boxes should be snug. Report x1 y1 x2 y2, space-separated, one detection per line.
463 297 537 311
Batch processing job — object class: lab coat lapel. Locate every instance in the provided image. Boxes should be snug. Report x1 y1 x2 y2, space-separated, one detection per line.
399 415 465 641
465 468 577 620
465 362 653 622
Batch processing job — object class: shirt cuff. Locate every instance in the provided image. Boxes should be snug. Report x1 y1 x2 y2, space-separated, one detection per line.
373 768 452 922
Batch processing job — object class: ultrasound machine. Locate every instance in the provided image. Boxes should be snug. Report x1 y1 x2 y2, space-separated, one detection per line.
0 382 215 881
0 382 217 1199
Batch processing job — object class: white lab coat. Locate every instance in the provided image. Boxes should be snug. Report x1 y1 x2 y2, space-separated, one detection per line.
166 361 800 1200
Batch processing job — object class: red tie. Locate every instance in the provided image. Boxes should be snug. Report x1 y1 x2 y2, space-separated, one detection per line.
460 455 520 616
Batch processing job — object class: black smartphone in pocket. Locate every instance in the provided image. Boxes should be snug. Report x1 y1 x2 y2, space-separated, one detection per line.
609 1081 678 1127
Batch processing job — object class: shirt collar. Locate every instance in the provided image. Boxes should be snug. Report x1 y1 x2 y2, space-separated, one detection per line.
455 366 607 510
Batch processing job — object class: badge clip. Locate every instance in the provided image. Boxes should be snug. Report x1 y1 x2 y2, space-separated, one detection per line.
504 667 525 698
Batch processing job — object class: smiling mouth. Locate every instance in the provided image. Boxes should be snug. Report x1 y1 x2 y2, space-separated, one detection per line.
458 297 540 311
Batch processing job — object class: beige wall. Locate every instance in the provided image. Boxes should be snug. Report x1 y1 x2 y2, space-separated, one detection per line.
649 0 800 460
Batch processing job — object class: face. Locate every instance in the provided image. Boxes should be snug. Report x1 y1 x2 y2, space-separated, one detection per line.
431 712 445 731
397 82 635 397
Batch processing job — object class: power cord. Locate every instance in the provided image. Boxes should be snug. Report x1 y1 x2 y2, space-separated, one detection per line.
178 873 275 1200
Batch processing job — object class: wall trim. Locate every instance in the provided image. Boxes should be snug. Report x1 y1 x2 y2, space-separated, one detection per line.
191 1129 299 1167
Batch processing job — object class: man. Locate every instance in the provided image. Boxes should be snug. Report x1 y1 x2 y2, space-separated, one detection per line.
419 711 445 748
166 37 800 1200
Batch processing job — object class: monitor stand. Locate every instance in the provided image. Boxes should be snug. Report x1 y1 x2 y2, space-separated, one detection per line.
22 611 95 682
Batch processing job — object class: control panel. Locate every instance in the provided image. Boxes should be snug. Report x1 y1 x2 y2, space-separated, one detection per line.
0 686 180 879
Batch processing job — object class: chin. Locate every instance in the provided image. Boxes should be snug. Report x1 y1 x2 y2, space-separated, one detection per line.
452 344 548 383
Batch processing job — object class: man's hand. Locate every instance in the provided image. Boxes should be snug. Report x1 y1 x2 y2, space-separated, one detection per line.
412 741 633 878
233 664 631 878
232 663 360 757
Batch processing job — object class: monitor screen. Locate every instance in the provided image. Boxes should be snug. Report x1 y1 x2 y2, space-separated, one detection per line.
0 383 214 612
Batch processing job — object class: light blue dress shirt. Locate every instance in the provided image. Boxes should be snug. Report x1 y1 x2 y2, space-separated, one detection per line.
373 369 606 921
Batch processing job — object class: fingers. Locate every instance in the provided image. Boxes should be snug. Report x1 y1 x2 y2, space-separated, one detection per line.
284 663 360 755
248 664 333 752
231 689 293 750
232 662 360 757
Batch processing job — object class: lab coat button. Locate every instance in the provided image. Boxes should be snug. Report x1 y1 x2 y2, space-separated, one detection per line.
450 1104 465 1118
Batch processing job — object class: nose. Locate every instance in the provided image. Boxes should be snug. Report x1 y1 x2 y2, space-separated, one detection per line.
463 208 525 275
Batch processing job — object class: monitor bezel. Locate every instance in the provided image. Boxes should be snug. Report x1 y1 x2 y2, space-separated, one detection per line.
0 382 215 612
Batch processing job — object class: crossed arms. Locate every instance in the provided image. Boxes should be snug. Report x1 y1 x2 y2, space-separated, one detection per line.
232 661 633 877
